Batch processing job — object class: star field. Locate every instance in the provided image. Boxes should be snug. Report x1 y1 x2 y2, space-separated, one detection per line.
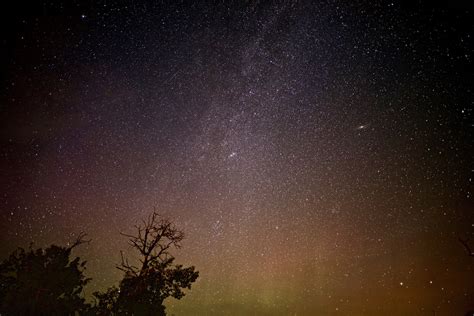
0 1 473 315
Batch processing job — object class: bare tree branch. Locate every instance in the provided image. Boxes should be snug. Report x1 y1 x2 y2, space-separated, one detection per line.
116 251 139 276
459 238 474 257
67 232 91 251
117 211 185 276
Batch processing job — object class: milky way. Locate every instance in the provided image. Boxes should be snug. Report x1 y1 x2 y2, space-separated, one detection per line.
1 1 473 315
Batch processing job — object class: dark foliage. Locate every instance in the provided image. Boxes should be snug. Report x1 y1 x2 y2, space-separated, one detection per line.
90 286 119 315
0 233 90 316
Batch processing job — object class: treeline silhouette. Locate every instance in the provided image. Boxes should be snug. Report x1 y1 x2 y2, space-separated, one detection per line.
0 211 198 316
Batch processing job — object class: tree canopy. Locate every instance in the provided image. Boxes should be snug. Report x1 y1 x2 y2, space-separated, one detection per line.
0 233 90 316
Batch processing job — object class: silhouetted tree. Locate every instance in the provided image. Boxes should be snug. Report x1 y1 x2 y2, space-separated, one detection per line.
0 233 90 316
93 211 199 315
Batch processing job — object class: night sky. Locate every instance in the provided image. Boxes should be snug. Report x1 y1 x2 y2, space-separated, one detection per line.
1 1 473 315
